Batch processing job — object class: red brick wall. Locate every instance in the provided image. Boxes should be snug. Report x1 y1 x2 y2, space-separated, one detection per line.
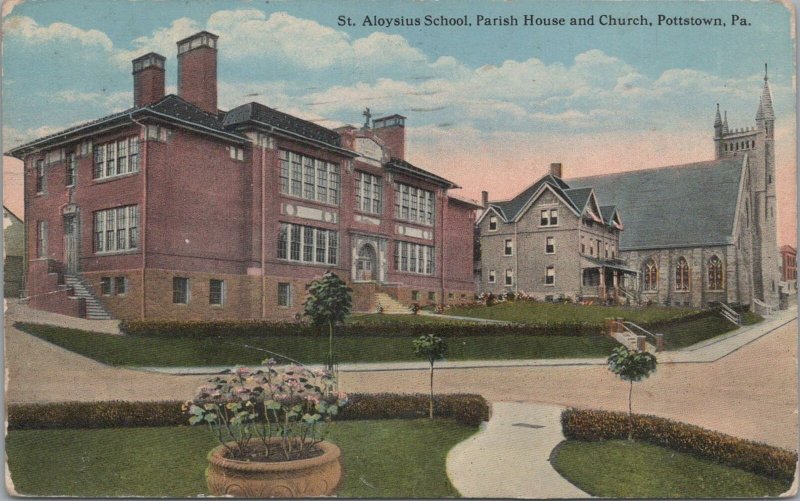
177 46 217 114
134 67 165 107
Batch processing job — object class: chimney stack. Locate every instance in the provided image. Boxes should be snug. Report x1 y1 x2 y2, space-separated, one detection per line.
481 191 489 208
132 52 166 107
177 31 219 114
550 162 563 178
372 114 406 160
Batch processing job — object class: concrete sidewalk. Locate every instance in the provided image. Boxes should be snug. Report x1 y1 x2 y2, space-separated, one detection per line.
446 402 589 498
139 307 797 375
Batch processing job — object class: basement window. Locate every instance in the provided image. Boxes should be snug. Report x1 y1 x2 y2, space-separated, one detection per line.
173 277 190 304
100 277 112 296
209 279 225 305
115 277 127 295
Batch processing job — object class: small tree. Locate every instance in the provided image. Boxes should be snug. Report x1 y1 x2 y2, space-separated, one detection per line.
412 334 448 419
303 271 352 370
607 345 657 440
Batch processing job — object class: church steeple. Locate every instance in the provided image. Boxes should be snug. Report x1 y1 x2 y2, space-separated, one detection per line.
714 103 722 128
756 63 775 121
722 111 729 133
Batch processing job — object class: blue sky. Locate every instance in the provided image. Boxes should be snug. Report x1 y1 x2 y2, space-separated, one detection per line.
1 0 796 242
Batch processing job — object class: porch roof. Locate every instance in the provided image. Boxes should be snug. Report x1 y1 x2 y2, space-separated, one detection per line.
580 256 638 274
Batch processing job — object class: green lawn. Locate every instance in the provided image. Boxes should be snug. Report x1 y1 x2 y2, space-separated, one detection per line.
658 313 764 350
348 313 466 325
551 439 791 498
6 419 474 498
445 302 699 325
17 323 620 367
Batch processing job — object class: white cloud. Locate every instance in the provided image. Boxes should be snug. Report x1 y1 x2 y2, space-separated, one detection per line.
111 17 201 68
50 90 131 111
4 16 113 50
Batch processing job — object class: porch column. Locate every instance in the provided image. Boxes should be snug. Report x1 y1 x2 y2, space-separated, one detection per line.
599 266 606 300
613 270 619 301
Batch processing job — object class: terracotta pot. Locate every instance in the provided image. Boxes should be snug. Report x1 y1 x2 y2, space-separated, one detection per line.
206 439 342 498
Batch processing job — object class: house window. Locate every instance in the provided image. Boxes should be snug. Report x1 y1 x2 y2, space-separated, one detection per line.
36 221 48 258
394 241 435 275
93 205 139 253
545 237 555 254
93 137 140 179
540 208 558 226
708 255 724 290
277 223 338 265
580 235 585 254
173 277 189 304
394 183 434 225
114 276 127 295
209 279 225 305
488 269 496 283
428 291 435 301
675 257 690 291
504 239 513 256
505 269 513 286
278 283 292 307
35 159 45 193
65 152 76 187
643 259 658 291
545 266 555 285
489 216 497 231
279 150 340 205
355 171 382 214
100 277 112 296
229 147 245 161
605 243 609 258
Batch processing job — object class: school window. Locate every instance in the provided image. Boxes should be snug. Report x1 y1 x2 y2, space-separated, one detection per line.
505 269 513 286
35 159 45 193
393 241 435 275
428 291 435 301
504 239 514 256
412 290 420 301
355 171 383 214
279 150 340 205
489 215 498 231
229 147 245 161
277 223 338 265
545 236 555 254
278 283 292 307
173 277 189 304
394 183 434 225
114 277 127 295
65 152 76 187
93 205 139 253
209 279 225 305
100 277 112 296
488 269 496 283
36 221 48 258
545 266 555 285
93 137 140 179
145 125 169 142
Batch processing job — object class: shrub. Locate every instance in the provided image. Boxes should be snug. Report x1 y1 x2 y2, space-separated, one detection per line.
117 319 602 338
561 408 797 482
8 393 490 430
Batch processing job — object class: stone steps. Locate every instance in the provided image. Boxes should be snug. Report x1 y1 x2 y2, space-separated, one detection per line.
64 274 113 320
374 292 411 315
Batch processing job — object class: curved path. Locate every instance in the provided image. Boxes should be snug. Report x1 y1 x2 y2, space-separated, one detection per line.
447 402 588 498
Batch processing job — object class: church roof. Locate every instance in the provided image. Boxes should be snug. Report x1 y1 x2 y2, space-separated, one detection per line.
567 157 745 251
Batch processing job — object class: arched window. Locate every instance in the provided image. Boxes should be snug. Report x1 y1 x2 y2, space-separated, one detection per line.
675 257 689 291
708 255 724 290
643 259 658 291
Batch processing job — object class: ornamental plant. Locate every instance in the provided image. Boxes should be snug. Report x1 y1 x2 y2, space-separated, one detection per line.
606 345 657 440
413 334 448 419
185 361 348 461
303 271 352 370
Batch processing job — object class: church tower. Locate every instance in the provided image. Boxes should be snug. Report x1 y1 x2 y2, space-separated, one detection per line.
714 65 780 305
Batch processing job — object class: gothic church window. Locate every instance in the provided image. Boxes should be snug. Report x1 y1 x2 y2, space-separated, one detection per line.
643 259 657 291
708 255 724 290
675 257 690 291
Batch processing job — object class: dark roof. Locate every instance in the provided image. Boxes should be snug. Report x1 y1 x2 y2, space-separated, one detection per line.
385 157 458 188
563 187 593 211
490 174 577 221
599 205 618 225
568 158 745 250
223 102 342 147
7 94 247 157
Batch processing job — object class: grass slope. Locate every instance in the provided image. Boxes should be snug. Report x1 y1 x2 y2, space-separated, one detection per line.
658 312 761 349
6 419 474 498
17 324 619 367
552 439 790 498
445 302 698 325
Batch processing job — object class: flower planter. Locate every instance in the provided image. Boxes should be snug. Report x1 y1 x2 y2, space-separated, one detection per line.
206 439 342 498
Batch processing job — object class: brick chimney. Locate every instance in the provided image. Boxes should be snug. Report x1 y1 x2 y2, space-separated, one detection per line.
132 52 166 107
481 191 489 208
372 114 406 160
550 162 563 178
177 31 219 114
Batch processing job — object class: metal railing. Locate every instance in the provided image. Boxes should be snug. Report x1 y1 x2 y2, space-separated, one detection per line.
752 298 774 317
715 301 741 325
622 321 664 352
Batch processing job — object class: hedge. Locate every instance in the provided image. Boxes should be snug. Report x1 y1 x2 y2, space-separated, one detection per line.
8 393 490 430
561 408 797 482
119 319 601 338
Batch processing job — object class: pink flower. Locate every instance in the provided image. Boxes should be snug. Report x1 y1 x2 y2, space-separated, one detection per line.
306 395 320 405
235 367 251 378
